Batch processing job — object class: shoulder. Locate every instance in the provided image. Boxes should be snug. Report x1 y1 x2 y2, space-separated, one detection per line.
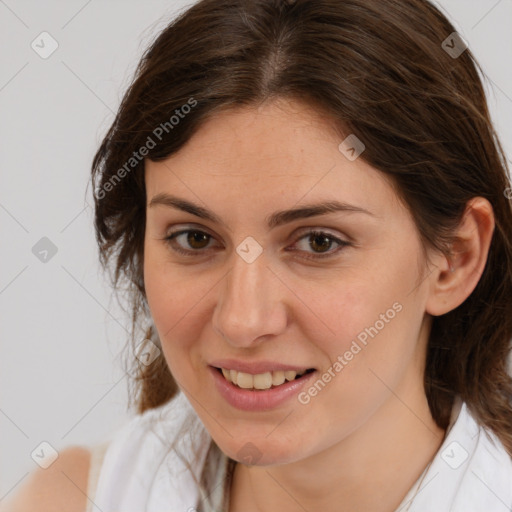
90 394 212 511
450 402 512 508
0 446 91 512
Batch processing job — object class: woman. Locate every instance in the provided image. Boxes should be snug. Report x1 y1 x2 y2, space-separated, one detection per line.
6 0 512 511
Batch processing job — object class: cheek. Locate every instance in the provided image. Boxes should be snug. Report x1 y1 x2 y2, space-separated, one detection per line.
145 282 206 386
305 289 422 421
307 278 403 356
144 238 200 330
143 253 202 365
303 257 421 390
143 255 231 390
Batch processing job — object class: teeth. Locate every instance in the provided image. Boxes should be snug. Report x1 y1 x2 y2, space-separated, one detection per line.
221 368 308 390
237 372 254 389
284 370 297 381
272 370 285 386
254 372 273 389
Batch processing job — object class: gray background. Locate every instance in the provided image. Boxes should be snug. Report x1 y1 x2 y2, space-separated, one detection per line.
1 0 511 498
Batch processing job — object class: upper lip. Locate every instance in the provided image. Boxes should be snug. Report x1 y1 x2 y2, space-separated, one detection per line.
210 359 314 374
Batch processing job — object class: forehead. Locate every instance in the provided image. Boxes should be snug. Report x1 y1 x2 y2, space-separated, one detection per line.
144 99 402 216
169 99 341 171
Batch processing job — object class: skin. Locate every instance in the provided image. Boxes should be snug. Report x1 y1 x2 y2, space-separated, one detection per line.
143 98 495 512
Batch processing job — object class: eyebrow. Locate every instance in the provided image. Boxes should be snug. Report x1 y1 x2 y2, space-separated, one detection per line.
148 193 376 229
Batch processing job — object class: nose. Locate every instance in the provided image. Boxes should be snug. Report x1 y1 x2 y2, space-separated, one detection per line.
212 249 288 348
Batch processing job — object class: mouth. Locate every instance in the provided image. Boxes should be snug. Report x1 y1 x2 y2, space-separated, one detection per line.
213 366 316 391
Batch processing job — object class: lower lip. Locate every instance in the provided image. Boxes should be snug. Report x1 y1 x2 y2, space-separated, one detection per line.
209 366 317 411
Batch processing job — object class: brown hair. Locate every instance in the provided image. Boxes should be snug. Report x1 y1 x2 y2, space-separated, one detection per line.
90 0 512 455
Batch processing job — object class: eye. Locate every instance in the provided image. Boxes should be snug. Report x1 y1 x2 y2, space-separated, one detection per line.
288 230 351 260
163 229 217 255
161 228 351 260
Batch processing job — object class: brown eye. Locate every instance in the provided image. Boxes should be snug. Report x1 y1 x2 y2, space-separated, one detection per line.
289 230 351 260
308 233 334 253
163 229 215 255
185 231 211 249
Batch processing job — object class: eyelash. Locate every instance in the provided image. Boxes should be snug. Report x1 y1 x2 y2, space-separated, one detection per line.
162 228 351 260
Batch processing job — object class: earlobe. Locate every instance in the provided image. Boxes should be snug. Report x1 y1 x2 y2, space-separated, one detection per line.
425 197 495 317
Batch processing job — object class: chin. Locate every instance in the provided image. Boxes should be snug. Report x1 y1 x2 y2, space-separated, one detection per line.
213 433 307 467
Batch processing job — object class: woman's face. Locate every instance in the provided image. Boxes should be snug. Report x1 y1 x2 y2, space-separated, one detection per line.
143 98 437 465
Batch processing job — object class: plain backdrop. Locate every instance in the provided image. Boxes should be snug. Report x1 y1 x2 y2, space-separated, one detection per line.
1 0 511 498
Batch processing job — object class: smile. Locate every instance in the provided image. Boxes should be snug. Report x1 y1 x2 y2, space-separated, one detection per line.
218 367 314 390
209 365 317 411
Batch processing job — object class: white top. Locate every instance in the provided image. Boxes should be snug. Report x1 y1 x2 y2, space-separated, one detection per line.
86 391 512 512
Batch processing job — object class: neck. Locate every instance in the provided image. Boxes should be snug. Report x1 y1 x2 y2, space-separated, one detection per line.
228 380 446 512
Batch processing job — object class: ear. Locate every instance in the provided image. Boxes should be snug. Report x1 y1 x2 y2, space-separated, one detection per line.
425 197 495 317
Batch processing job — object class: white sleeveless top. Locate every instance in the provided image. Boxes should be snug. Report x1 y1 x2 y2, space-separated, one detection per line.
86 392 512 512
